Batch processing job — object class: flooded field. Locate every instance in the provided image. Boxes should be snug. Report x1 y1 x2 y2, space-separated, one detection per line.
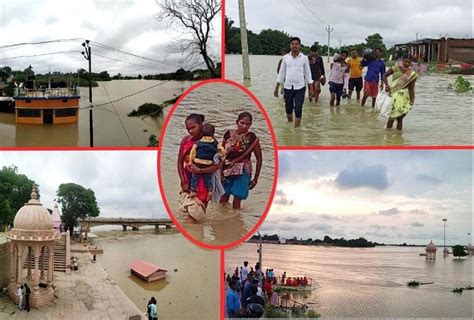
160 82 276 246
227 243 473 318
92 229 219 320
226 55 473 146
0 80 192 147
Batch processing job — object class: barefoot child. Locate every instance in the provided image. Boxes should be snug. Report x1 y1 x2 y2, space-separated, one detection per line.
189 123 225 200
328 50 349 107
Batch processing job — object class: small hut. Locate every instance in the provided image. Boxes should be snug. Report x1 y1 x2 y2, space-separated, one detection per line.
425 241 437 260
129 260 167 282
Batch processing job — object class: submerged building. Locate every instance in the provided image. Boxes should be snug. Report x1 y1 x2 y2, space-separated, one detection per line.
394 37 474 64
13 66 80 124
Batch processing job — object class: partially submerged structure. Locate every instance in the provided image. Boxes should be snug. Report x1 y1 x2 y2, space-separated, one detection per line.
129 260 167 282
394 37 474 64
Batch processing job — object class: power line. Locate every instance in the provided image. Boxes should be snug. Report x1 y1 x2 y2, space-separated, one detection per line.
0 38 83 50
0 50 79 61
99 80 134 146
90 41 169 66
95 80 170 107
93 53 161 71
299 0 327 26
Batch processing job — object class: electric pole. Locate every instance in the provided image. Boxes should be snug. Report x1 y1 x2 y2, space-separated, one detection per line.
81 40 93 147
326 25 334 62
238 0 251 81
338 39 343 50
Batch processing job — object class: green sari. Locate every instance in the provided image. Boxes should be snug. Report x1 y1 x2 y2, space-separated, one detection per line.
389 64 418 119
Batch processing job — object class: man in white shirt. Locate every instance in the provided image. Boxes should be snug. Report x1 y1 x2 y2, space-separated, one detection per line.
274 37 314 128
241 261 249 287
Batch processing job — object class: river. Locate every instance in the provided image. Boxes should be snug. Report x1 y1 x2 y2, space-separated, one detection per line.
91 228 219 320
160 82 276 246
0 80 192 147
226 243 473 318
226 55 473 146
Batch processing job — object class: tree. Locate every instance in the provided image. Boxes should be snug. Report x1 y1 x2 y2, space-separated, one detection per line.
452 245 467 259
0 166 37 229
365 33 387 52
57 183 100 236
156 0 221 77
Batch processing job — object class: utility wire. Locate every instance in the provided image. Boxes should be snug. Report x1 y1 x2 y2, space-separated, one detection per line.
90 41 169 66
0 38 83 50
95 80 170 107
0 50 79 61
93 53 161 71
299 0 327 26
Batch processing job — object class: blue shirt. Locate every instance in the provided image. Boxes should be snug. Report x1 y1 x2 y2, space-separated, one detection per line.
241 283 253 307
226 288 240 315
361 59 386 83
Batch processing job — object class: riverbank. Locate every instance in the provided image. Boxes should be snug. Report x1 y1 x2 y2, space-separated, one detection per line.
0 252 143 319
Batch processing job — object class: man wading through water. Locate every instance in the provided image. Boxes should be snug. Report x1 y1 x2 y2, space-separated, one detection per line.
274 37 313 128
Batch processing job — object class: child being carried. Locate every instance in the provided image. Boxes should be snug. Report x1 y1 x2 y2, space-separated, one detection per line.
189 123 225 200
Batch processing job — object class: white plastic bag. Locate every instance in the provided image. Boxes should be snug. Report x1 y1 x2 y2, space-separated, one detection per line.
375 91 392 117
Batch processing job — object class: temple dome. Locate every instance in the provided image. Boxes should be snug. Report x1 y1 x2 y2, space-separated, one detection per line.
426 240 437 251
13 186 53 231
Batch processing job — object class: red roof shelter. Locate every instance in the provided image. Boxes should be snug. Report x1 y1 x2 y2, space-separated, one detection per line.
129 260 167 282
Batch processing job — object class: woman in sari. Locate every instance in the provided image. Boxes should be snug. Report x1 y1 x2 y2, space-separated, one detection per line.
220 112 263 209
382 54 418 130
177 113 220 221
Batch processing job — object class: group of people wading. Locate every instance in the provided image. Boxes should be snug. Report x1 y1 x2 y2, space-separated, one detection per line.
274 37 418 130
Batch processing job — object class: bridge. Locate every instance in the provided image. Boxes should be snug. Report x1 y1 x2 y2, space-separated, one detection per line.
77 217 174 239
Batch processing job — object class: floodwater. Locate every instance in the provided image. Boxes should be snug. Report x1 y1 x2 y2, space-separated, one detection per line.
0 80 192 147
160 82 276 246
92 229 219 320
226 55 473 146
226 243 473 318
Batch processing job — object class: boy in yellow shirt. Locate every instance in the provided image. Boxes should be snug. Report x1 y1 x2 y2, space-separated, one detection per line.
346 48 364 102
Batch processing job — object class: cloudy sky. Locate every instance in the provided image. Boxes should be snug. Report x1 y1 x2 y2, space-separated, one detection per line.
0 151 167 219
0 0 221 75
227 0 472 48
261 150 473 246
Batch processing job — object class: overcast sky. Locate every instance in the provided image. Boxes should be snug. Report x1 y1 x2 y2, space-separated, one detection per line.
227 0 472 48
261 150 473 246
0 0 221 75
0 151 167 219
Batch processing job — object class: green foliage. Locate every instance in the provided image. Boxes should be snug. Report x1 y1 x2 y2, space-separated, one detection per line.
147 134 158 147
128 103 164 117
0 166 37 228
265 305 287 318
452 245 467 259
448 76 472 93
452 287 463 293
407 281 420 286
57 183 100 236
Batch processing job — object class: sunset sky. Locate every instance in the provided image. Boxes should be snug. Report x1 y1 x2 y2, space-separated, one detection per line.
262 150 473 246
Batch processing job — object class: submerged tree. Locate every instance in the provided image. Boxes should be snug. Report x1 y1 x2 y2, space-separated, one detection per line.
57 183 100 236
452 245 467 259
156 0 221 77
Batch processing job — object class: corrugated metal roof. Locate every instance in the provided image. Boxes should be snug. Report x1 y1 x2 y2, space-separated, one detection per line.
129 260 167 277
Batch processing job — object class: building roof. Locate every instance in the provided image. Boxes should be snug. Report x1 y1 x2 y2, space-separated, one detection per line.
13 185 53 231
51 202 61 229
129 260 167 278
426 240 437 251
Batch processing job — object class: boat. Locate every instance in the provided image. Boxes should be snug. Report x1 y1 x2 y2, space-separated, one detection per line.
129 260 167 282
272 276 313 291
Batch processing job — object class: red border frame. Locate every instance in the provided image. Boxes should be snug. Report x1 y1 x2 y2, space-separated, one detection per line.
157 78 279 251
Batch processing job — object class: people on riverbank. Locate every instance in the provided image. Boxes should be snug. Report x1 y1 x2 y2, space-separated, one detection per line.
361 48 386 108
220 112 262 210
274 37 314 128
308 45 326 103
24 283 30 312
226 280 241 318
382 53 418 130
328 51 350 107
147 297 158 320
347 48 364 101
17 285 23 310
